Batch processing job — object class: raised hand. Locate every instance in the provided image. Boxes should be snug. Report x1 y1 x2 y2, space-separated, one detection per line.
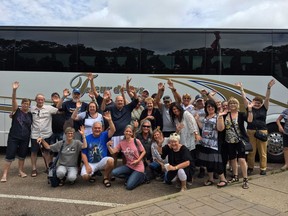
76 101 82 108
158 82 165 91
12 81 20 90
103 111 112 121
87 72 93 81
268 79 275 88
63 88 70 97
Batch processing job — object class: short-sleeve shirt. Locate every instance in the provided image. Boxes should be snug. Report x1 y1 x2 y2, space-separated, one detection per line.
161 144 192 166
30 105 58 139
62 100 88 130
50 140 83 167
106 99 138 136
77 112 103 136
115 138 145 173
82 131 109 163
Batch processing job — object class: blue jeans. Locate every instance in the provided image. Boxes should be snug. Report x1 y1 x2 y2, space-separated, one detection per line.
112 165 145 190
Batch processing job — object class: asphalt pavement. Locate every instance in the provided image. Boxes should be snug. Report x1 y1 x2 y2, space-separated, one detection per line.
0 154 286 216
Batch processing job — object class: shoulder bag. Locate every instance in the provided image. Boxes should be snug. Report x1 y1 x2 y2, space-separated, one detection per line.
48 141 65 187
229 113 253 152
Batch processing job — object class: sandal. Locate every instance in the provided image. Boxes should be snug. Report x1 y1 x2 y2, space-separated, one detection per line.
89 177 96 183
228 175 239 183
103 178 111 187
59 179 65 186
242 178 249 189
217 181 228 188
204 180 214 186
31 169 37 177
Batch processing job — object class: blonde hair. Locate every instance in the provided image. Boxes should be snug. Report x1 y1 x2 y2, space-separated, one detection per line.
145 97 154 104
169 133 180 142
228 97 240 109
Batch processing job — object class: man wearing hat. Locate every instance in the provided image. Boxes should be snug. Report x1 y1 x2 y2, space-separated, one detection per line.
57 87 88 140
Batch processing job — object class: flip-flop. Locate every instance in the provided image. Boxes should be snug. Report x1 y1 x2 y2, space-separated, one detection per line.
0 177 7 183
217 181 228 188
31 169 37 177
204 180 214 186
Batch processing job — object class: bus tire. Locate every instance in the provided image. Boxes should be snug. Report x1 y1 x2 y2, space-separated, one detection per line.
267 123 284 163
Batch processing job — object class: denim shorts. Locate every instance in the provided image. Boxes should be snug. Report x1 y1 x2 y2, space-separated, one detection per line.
5 136 30 161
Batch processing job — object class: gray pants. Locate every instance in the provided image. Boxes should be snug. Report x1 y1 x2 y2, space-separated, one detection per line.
56 165 78 182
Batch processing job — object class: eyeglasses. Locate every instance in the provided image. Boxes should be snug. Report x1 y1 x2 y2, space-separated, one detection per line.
37 110 40 117
142 125 151 128
183 97 191 100
207 105 214 108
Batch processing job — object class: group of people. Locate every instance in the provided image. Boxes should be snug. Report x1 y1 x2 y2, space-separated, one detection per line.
1 73 283 192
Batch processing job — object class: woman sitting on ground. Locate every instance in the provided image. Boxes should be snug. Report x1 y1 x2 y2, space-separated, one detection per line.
149 128 169 180
37 126 87 186
107 125 146 190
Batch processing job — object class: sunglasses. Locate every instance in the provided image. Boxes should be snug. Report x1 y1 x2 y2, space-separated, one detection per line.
142 125 151 128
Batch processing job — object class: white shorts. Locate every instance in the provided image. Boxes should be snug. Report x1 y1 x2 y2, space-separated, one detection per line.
111 135 124 148
80 156 113 176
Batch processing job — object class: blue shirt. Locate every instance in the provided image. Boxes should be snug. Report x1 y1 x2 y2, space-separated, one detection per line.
82 131 109 163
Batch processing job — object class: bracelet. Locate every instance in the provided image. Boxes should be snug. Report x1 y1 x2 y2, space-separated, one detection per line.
175 166 178 170
267 87 271 90
172 88 176 92
248 110 252 113
206 92 210 96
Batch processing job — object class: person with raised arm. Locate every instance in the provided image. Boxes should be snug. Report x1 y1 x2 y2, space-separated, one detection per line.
81 111 115 187
107 125 146 190
155 79 181 137
1 82 32 182
236 79 275 176
37 125 87 186
217 97 253 189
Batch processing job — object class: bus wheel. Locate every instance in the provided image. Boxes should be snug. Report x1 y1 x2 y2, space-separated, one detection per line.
267 123 284 163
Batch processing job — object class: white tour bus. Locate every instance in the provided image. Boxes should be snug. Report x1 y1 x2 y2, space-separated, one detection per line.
0 27 288 162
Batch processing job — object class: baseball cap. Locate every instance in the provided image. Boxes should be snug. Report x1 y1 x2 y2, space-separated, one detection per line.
163 95 171 102
143 89 150 95
195 95 203 102
73 88 81 94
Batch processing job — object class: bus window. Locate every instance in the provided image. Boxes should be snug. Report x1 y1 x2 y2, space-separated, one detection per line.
0 30 15 70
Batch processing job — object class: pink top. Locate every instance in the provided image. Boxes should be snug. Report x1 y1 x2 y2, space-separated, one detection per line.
116 138 145 173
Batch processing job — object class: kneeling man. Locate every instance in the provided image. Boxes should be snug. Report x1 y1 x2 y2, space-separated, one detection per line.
81 111 115 187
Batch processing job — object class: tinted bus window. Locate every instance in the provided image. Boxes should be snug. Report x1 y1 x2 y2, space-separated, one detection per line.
141 31 205 74
0 30 15 70
14 30 77 71
206 31 272 75
78 31 141 73
273 31 288 88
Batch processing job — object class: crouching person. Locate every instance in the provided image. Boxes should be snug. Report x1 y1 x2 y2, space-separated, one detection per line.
37 126 87 185
162 133 192 192
81 112 116 187
107 125 146 190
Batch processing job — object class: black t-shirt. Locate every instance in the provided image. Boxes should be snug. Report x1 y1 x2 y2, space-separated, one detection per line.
52 104 65 133
161 144 192 166
9 108 32 140
247 105 267 130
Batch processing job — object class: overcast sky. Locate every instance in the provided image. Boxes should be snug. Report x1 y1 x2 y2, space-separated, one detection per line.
1 0 288 28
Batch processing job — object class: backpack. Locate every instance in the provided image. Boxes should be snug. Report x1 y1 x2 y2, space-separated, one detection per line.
48 141 64 187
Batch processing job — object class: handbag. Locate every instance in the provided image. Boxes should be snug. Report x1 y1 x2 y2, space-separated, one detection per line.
229 113 253 152
48 141 64 187
254 130 268 142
